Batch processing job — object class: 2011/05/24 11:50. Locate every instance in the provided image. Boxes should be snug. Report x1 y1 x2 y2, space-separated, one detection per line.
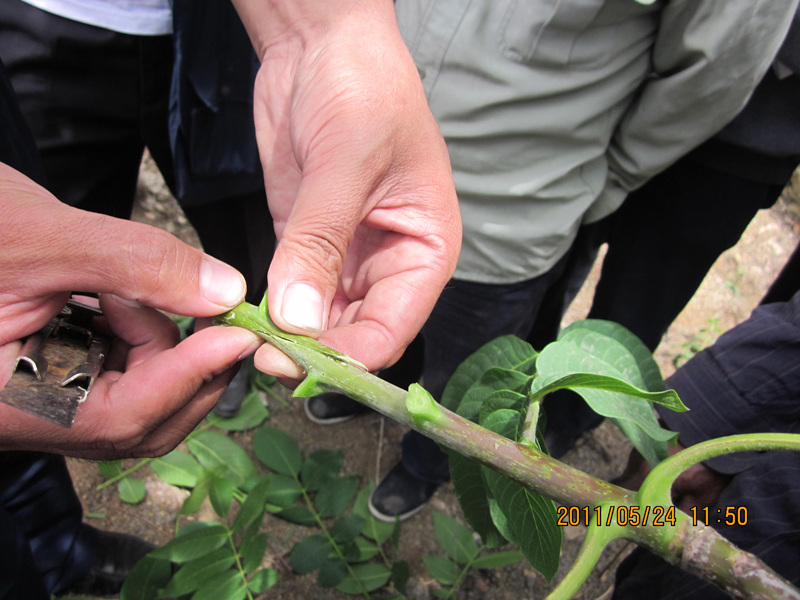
556 505 749 527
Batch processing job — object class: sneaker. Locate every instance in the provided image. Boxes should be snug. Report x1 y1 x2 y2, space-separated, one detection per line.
368 461 439 523
66 527 156 598
304 393 369 425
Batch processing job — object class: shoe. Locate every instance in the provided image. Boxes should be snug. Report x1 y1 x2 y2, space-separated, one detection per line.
213 356 252 418
66 527 156 598
304 393 369 425
368 462 439 523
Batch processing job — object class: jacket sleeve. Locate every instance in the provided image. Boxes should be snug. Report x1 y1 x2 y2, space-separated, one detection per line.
605 0 799 193
657 288 800 474
776 5 800 73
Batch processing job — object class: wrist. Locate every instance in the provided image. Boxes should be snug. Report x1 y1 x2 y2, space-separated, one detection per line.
231 0 397 60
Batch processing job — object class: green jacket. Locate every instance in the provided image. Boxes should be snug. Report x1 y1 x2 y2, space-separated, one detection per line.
396 0 799 283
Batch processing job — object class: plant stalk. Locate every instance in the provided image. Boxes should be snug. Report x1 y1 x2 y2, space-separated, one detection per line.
216 302 800 600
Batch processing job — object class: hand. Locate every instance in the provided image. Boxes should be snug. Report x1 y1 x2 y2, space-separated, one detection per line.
0 163 261 458
614 444 731 512
233 0 461 379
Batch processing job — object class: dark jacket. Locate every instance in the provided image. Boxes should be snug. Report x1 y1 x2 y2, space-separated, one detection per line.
169 0 264 205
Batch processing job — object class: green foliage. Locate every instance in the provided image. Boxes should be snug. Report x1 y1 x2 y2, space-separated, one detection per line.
442 321 686 581
252 426 402 595
534 320 684 465
443 335 562 579
113 306 800 600
96 386 270 504
422 513 523 599
122 521 278 600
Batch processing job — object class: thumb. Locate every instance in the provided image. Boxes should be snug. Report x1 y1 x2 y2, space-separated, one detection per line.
65 214 248 316
266 186 358 336
1 163 246 316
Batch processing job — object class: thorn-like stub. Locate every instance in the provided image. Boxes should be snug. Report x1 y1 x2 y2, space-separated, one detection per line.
406 383 442 427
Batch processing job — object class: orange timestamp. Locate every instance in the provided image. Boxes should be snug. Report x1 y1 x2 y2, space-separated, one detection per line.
556 505 677 527
690 506 748 527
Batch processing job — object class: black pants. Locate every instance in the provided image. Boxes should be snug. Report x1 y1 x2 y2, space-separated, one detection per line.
0 453 95 599
0 0 271 303
545 149 798 443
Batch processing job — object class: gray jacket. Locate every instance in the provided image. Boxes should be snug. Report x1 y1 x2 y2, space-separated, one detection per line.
396 0 799 283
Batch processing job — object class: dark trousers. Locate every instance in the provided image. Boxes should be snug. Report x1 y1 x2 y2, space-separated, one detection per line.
587 155 787 352
545 150 798 443
0 0 271 303
0 453 95 599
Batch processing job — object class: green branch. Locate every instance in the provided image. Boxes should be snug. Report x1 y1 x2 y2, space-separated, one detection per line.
215 302 800 600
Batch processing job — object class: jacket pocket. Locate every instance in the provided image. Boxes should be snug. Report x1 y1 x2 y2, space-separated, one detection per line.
499 0 606 65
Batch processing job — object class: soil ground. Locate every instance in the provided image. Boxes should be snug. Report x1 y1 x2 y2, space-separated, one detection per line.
64 161 800 600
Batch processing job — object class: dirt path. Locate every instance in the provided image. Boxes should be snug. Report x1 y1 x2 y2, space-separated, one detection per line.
65 164 800 599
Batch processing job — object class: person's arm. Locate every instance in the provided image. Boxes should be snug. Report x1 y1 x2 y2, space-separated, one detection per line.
605 0 799 192
0 162 260 459
231 0 462 379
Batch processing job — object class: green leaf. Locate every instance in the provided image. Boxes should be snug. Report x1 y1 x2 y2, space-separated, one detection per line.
314 475 360 518
422 555 461 585
331 513 366 543
301 449 344 491
209 473 236 518
253 426 303 476
179 471 210 515
120 556 172 600
212 387 269 431
478 390 528 424
240 532 269 573
248 568 279 593
351 537 380 562
151 450 201 488
317 557 348 588
335 563 391 594
118 477 146 504
149 522 228 562
263 473 303 508
534 337 680 464
98 460 123 479
191 569 247 600
559 320 664 391
448 452 506 548
353 486 395 544
276 504 317 526
289 534 333 574
187 431 257 485
457 368 531 422
482 468 561 581
471 550 524 569
232 476 271 533
478 408 523 442
392 561 410 593
441 335 537 413
156 548 235 597
433 512 479 565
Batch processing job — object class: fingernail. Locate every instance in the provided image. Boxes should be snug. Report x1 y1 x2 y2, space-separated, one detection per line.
108 294 141 308
235 331 262 362
200 258 246 308
281 283 324 332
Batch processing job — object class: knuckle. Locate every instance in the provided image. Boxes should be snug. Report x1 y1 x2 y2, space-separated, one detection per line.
124 228 193 302
285 226 349 273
